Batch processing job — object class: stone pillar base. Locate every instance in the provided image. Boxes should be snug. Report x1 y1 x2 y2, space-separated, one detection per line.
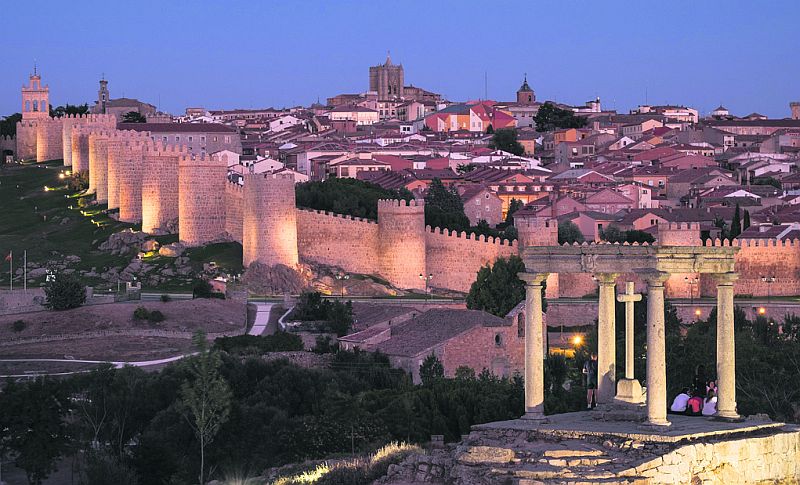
521 412 548 423
714 411 743 422
640 419 672 429
615 378 645 404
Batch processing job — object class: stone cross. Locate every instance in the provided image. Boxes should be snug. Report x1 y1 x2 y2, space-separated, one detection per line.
617 282 642 381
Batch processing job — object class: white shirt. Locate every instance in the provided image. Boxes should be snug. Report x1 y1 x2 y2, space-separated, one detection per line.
670 393 690 412
702 396 718 416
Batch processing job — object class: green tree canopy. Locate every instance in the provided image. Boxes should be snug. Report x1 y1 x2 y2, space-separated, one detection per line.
419 354 445 385
533 102 588 132
50 103 90 118
558 220 585 244
0 112 22 137
424 177 469 231
730 203 742 240
295 178 412 220
466 255 527 317
44 272 86 310
489 128 525 156
121 111 147 123
601 225 655 244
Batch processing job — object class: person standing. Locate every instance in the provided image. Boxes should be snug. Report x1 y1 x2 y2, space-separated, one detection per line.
583 352 598 409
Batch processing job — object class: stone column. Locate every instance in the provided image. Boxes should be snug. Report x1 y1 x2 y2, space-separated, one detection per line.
595 273 618 405
643 271 671 427
715 272 739 419
519 272 548 422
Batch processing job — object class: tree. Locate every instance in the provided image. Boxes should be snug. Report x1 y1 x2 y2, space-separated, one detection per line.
0 379 69 485
558 220 585 244
295 178 413 220
456 163 477 174
180 331 232 485
466 255 529 317
121 111 147 123
44 272 86 310
533 102 587 132
601 225 655 244
419 354 444 385
743 209 751 230
424 178 470 231
504 199 524 225
489 128 525 156
0 113 22 137
50 103 89 118
730 203 742 239
485 124 494 134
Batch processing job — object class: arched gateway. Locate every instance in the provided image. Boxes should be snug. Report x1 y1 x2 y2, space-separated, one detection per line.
518 243 738 427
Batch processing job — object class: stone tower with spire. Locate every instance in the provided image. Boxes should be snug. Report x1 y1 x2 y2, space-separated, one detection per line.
516 74 535 105
369 51 404 100
98 77 110 114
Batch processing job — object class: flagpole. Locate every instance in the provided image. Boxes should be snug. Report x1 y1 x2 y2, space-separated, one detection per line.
9 250 12 292
24 250 27 293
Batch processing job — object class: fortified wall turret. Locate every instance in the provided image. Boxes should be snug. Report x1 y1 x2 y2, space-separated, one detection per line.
142 141 184 233
15 120 37 161
242 173 299 268
36 117 64 162
178 152 227 246
117 137 149 223
63 114 115 168
514 215 559 247
657 222 701 246
377 199 427 291
87 130 111 200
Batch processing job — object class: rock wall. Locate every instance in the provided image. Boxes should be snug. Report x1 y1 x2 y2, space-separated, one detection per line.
141 142 182 232
178 153 227 246
242 173 298 268
225 183 244 242
36 117 63 162
118 139 147 222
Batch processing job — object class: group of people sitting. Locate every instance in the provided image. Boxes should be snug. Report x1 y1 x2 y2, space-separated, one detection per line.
670 364 718 416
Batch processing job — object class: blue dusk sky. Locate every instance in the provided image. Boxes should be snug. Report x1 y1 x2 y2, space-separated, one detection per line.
1 0 799 118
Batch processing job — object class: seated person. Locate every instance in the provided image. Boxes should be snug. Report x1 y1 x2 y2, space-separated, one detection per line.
702 390 718 416
706 380 717 396
670 388 691 413
686 393 704 416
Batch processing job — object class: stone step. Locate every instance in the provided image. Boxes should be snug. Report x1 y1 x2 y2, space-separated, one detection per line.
539 456 613 467
542 448 606 458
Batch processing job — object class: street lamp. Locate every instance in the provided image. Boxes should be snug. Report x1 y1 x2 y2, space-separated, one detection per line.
761 275 776 303
684 276 699 304
419 273 433 304
335 273 349 298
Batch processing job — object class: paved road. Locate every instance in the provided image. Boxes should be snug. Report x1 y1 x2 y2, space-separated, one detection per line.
248 302 274 336
0 353 199 378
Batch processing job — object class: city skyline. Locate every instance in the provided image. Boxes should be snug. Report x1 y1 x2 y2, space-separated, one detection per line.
2 0 799 118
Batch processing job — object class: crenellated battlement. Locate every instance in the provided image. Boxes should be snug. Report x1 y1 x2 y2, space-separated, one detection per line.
426 226 515 246
107 129 149 143
377 198 424 210
658 222 701 231
704 237 800 248
143 141 187 156
297 207 378 225
559 241 653 247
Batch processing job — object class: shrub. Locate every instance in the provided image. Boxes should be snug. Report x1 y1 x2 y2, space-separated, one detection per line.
148 310 165 323
192 280 213 298
133 306 150 320
313 335 337 354
160 294 171 303
213 332 304 354
12 320 26 332
44 273 86 310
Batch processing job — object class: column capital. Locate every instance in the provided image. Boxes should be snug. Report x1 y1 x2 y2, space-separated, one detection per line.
712 272 739 286
641 270 670 287
518 272 549 286
593 272 619 285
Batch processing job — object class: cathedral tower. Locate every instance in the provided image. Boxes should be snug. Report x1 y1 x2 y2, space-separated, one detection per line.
516 74 535 105
98 79 109 114
369 52 404 100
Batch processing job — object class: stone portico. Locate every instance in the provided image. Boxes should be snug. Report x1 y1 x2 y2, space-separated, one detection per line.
519 243 739 426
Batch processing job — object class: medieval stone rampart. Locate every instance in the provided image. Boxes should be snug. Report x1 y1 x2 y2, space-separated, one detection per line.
378 199 427 290
36 117 63 162
225 182 244 242
0 135 15 157
142 141 183 232
15 120 37 160
425 227 516 293
61 114 115 167
296 209 380 275
117 137 148 223
178 152 227 246
242 173 299 268
87 130 111 201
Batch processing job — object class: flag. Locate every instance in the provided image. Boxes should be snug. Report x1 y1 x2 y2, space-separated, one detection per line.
4 251 10 262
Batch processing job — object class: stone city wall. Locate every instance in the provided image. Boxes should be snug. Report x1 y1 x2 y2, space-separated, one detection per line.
117 138 148 222
141 142 183 233
178 152 227 246
296 209 380 276
87 130 109 194
36 117 63 162
379 199 427 291
425 228 516 293
242 173 298 268
15 120 37 160
224 182 244 242
0 135 15 157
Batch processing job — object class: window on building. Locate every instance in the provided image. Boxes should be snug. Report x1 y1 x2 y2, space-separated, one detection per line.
213 136 218 142
201 136 206 142
517 314 524 337
494 334 503 347
188 136 193 142
175 136 180 142
225 136 231 143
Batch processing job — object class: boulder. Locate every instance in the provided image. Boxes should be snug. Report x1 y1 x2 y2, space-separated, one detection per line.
141 240 160 252
159 242 185 258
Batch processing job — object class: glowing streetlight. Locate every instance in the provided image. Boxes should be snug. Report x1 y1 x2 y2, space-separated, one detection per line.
572 335 583 346
419 272 433 304
758 306 767 316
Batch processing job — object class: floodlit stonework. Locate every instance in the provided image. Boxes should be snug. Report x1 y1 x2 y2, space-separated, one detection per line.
178 152 227 246
141 142 183 233
117 138 148 223
87 130 110 201
242 173 298 268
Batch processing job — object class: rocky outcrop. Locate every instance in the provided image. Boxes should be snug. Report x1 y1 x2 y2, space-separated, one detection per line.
242 262 310 295
98 230 148 255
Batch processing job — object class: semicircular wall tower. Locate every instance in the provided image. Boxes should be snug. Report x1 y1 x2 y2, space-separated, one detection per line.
242 173 299 268
377 199 427 290
178 153 227 246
